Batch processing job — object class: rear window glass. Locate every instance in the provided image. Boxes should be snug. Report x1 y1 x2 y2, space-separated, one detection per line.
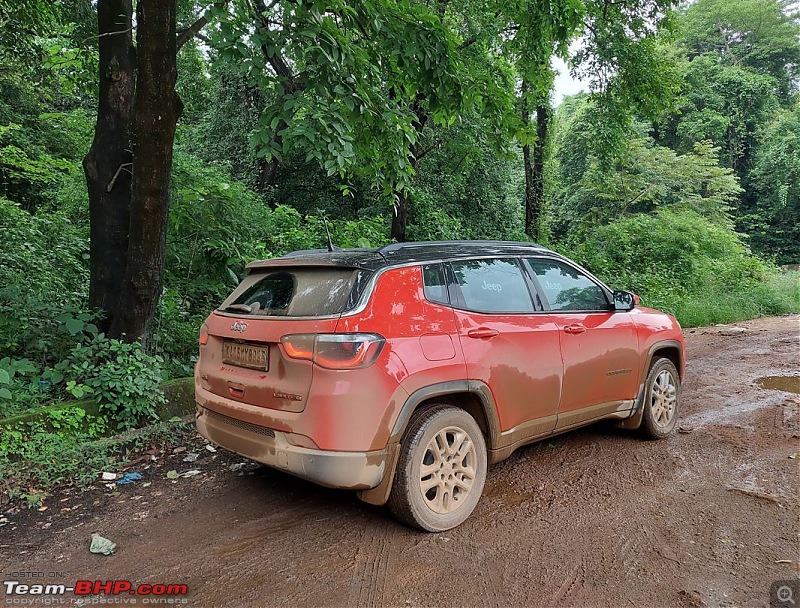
220 268 358 317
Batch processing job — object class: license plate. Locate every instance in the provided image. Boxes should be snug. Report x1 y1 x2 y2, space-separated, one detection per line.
222 342 269 371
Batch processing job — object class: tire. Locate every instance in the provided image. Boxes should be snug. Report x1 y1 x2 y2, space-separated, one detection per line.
639 357 681 439
388 406 488 532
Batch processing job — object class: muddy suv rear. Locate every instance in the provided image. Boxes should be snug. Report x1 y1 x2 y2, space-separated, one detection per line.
195 254 400 489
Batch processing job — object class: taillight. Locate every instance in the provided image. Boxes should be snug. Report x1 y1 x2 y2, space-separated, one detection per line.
280 334 315 359
199 323 209 346
281 333 385 369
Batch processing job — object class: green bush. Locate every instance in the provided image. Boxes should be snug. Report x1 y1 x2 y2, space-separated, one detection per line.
56 335 167 430
567 208 799 326
0 416 194 496
0 429 116 493
668 270 800 327
0 310 108 418
151 289 205 378
0 198 91 361
0 407 107 458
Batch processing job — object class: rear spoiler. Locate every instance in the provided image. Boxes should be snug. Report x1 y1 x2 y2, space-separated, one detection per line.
246 249 386 271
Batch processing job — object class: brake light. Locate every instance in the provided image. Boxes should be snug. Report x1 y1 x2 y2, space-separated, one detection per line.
199 323 209 346
281 333 385 369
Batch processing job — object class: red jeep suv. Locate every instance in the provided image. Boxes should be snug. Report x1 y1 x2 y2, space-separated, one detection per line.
195 241 684 531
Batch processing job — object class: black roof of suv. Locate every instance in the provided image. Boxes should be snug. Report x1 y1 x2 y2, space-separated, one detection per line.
247 240 557 272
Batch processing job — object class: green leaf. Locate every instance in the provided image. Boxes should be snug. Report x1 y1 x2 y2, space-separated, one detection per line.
0 369 9 384
15 360 37 374
0 388 12 399
65 318 84 335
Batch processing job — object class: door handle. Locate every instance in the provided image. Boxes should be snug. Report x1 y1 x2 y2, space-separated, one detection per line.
563 324 587 335
467 328 499 339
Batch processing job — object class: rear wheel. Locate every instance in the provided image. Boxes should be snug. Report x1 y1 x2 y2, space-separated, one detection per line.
388 406 487 532
640 357 680 439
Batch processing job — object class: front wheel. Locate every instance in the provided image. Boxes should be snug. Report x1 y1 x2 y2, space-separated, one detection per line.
388 406 487 532
639 357 681 439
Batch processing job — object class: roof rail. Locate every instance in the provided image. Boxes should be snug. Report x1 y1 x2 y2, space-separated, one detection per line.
377 240 543 253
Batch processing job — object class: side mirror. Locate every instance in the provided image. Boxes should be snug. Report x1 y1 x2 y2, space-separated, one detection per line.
613 290 637 311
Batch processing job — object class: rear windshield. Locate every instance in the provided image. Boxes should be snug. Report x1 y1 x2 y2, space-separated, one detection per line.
220 268 359 317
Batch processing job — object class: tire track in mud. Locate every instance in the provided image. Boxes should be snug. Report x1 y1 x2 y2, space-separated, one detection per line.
550 557 587 605
349 524 392 608
462 537 502 608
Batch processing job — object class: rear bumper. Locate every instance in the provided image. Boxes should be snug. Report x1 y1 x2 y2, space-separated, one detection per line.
195 404 389 490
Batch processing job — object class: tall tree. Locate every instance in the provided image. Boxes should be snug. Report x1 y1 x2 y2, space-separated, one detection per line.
84 0 214 345
509 0 680 240
520 82 552 241
680 0 800 102
743 103 800 263
108 0 182 342
214 0 513 242
654 0 798 259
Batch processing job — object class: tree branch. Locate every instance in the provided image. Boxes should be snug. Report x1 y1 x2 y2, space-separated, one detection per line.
176 0 230 51
81 27 133 46
413 139 440 164
459 34 478 50
106 163 132 192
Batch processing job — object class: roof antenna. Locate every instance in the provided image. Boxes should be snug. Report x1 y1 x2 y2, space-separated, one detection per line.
318 209 336 252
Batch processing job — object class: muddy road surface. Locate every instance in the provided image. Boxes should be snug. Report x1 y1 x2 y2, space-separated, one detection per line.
3 315 799 607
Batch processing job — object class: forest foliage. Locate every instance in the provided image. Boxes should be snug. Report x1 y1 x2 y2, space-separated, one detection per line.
0 0 798 443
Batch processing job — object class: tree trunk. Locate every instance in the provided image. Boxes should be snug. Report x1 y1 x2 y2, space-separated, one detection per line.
83 0 135 332
258 157 279 192
530 103 550 242
109 0 182 347
391 190 408 242
522 139 535 239
390 103 430 243
520 83 536 240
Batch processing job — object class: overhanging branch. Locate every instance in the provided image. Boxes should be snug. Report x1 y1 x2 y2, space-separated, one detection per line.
176 0 230 51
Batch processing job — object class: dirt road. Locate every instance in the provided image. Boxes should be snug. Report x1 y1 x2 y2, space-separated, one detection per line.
3 316 799 607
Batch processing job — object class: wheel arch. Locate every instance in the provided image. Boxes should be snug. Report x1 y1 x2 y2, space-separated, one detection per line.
619 340 684 431
357 381 499 507
647 340 684 379
388 380 501 449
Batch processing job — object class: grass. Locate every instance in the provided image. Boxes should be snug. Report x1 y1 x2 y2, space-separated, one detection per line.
669 270 800 328
0 417 196 503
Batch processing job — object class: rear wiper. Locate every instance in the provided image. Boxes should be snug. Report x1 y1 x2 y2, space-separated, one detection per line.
222 304 252 314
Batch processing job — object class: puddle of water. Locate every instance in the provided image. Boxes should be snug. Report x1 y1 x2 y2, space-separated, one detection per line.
680 394 776 427
755 375 800 394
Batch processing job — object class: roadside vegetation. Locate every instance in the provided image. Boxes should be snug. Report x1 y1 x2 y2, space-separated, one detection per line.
1 0 798 498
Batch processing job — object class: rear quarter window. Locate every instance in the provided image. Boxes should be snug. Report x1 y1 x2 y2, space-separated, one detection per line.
422 264 450 305
220 268 359 317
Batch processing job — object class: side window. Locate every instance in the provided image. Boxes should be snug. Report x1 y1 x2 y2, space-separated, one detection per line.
526 259 609 312
422 264 449 305
450 259 534 313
